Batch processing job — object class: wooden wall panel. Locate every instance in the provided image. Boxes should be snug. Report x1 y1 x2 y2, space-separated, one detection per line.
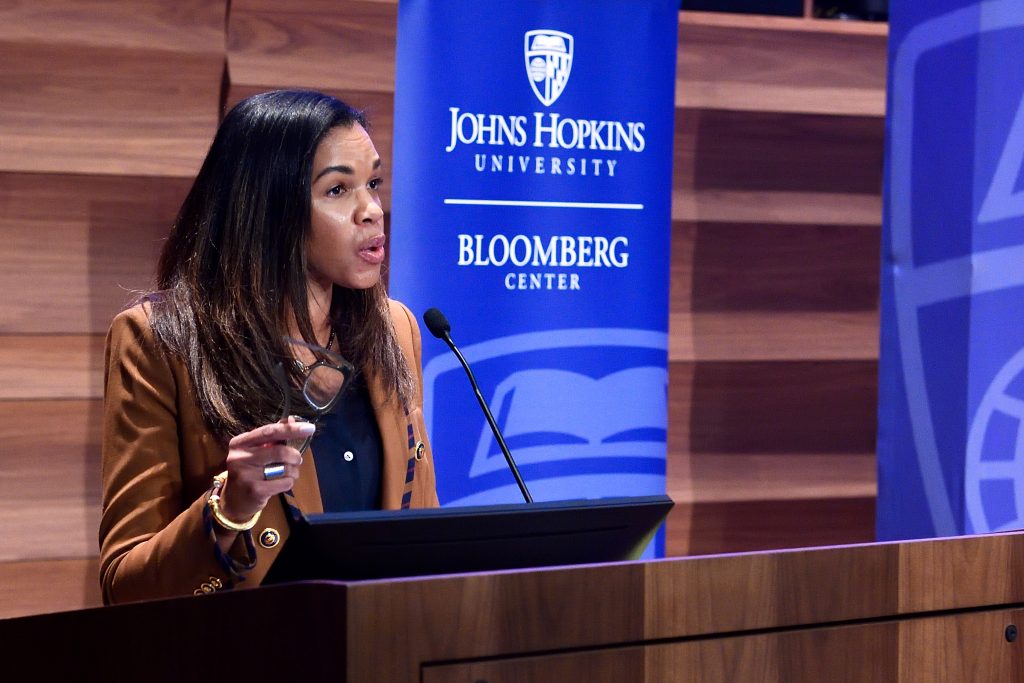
0 0 226 52
677 109 885 194
0 337 102 400
666 15 885 556
673 187 881 225
0 1 226 176
669 217 879 361
0 558 100 619
0 401 101 562
674 222 880 313
674 360 878 454
668 497 877 556
668 360 878 554
0 174 188 334
672 107 884 228
677 11 887 115
669 453 875 504
671 310 878 361
228 0 397 93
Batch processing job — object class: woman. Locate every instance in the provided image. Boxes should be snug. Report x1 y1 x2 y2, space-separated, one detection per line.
99 90 438 605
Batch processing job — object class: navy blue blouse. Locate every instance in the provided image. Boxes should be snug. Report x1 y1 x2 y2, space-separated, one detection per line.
308 372 383 512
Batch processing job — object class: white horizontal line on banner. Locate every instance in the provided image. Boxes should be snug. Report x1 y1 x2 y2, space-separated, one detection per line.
443 198 645 210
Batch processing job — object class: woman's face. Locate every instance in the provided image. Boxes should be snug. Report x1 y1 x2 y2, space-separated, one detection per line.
307 123 386 291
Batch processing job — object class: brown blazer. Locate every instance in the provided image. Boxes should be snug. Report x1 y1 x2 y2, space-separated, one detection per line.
98 300 438 605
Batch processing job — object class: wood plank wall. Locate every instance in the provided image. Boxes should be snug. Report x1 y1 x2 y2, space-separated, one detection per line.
0 1 888 618
670 12 886 555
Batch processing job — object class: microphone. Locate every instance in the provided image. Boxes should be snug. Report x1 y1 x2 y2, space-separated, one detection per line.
423 308 533 504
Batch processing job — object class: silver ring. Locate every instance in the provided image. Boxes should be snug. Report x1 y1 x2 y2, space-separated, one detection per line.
262 463 287 481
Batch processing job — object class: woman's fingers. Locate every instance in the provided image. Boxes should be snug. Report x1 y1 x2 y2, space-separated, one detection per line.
228 420 315 449
231 442 303 469
218 421 313 523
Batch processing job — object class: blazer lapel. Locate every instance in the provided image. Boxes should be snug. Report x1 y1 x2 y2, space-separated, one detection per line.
366 370 414 509
289 444 325 516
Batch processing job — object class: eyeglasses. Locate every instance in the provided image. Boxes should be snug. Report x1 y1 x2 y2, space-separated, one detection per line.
275 336 355 453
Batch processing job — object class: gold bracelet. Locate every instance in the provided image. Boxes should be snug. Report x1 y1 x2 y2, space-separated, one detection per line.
207 475 260 532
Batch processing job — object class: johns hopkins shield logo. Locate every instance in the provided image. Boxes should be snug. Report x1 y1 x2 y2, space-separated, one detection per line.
524 29 574 106
884 1 1024 536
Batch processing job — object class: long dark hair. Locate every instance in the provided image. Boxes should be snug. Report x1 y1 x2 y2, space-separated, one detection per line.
148 89 413 441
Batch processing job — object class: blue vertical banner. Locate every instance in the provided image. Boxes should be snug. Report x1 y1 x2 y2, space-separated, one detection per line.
389 0 678 544
879 0 1024 539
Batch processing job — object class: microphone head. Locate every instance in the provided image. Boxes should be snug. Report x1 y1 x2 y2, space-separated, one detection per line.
422 308 451 339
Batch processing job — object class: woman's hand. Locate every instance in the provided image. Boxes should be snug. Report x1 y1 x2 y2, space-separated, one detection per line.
217 418 316 524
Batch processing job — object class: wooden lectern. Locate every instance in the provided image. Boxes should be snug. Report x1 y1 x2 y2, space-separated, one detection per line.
2 531 1024 681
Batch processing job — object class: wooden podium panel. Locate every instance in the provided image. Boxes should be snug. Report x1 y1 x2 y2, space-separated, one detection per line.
339 531 1024 682
424 610 1024 682
4 531 1023 682
422 621 900 682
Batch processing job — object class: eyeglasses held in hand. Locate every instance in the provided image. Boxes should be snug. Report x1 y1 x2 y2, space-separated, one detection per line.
274 336 355 453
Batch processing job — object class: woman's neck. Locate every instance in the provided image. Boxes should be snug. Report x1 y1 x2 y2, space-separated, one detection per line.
288 277 333 347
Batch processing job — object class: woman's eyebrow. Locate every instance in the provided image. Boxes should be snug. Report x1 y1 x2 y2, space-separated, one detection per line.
314 164 353 181
313 157 382 182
